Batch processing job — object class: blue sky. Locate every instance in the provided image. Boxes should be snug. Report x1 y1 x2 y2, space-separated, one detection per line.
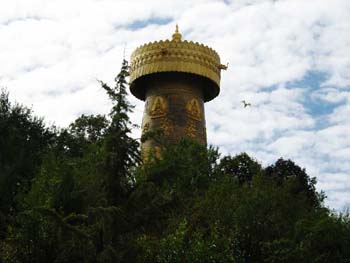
1 0 349 211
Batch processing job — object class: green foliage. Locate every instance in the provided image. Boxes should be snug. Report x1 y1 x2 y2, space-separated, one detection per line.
69 114 109 143
0 91 52 208
99 59 140 203
132 145 350 263
216 152 261 184
0 61 140 262
1 63 350 262
264 158 323 208
138 219 241 263
139 140 219 195
0 90 53 239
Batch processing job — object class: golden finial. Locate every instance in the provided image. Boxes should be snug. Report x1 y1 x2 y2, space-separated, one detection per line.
172 24 182 42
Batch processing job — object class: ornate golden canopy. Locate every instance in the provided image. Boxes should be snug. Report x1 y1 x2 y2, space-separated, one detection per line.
129 25 226 102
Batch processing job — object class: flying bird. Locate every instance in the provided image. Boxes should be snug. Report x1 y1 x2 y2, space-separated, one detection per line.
241 100 251 108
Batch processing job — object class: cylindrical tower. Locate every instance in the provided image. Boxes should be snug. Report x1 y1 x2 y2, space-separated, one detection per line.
129 26 226 159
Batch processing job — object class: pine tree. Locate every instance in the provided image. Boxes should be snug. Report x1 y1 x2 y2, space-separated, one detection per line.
99 59 140 204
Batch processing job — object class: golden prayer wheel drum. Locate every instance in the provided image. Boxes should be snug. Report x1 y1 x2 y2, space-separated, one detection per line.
129 26 226 160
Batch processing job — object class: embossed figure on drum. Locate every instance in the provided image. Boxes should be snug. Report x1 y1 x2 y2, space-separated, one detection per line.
129 25 226 160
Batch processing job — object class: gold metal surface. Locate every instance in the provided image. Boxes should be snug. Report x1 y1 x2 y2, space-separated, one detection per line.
186 98 202 121
129 26 226 102
149 96 167 118
186 119 198 139
172 24 182 42
142 122 149 135
160 118 174 136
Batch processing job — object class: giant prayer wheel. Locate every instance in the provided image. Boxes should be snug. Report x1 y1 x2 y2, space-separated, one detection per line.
129 25 226 160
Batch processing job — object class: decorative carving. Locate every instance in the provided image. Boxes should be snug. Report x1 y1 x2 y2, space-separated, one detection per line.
155 146 162 159
218 63 228 70
160 118 174 136
186 119 197 139
130 53 221 90
142 122 150 134
186 98 201 121
149 96 167 118
141 144 149 162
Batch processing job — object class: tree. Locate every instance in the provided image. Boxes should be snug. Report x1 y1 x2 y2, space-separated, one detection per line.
264 158 323 208
216 153 262 184
133 145 350 263
0 90 53 238
99 59 140 203
69 114 109 144
0 60 141 263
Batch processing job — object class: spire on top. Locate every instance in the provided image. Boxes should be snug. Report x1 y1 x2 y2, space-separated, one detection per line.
172 24 182 42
